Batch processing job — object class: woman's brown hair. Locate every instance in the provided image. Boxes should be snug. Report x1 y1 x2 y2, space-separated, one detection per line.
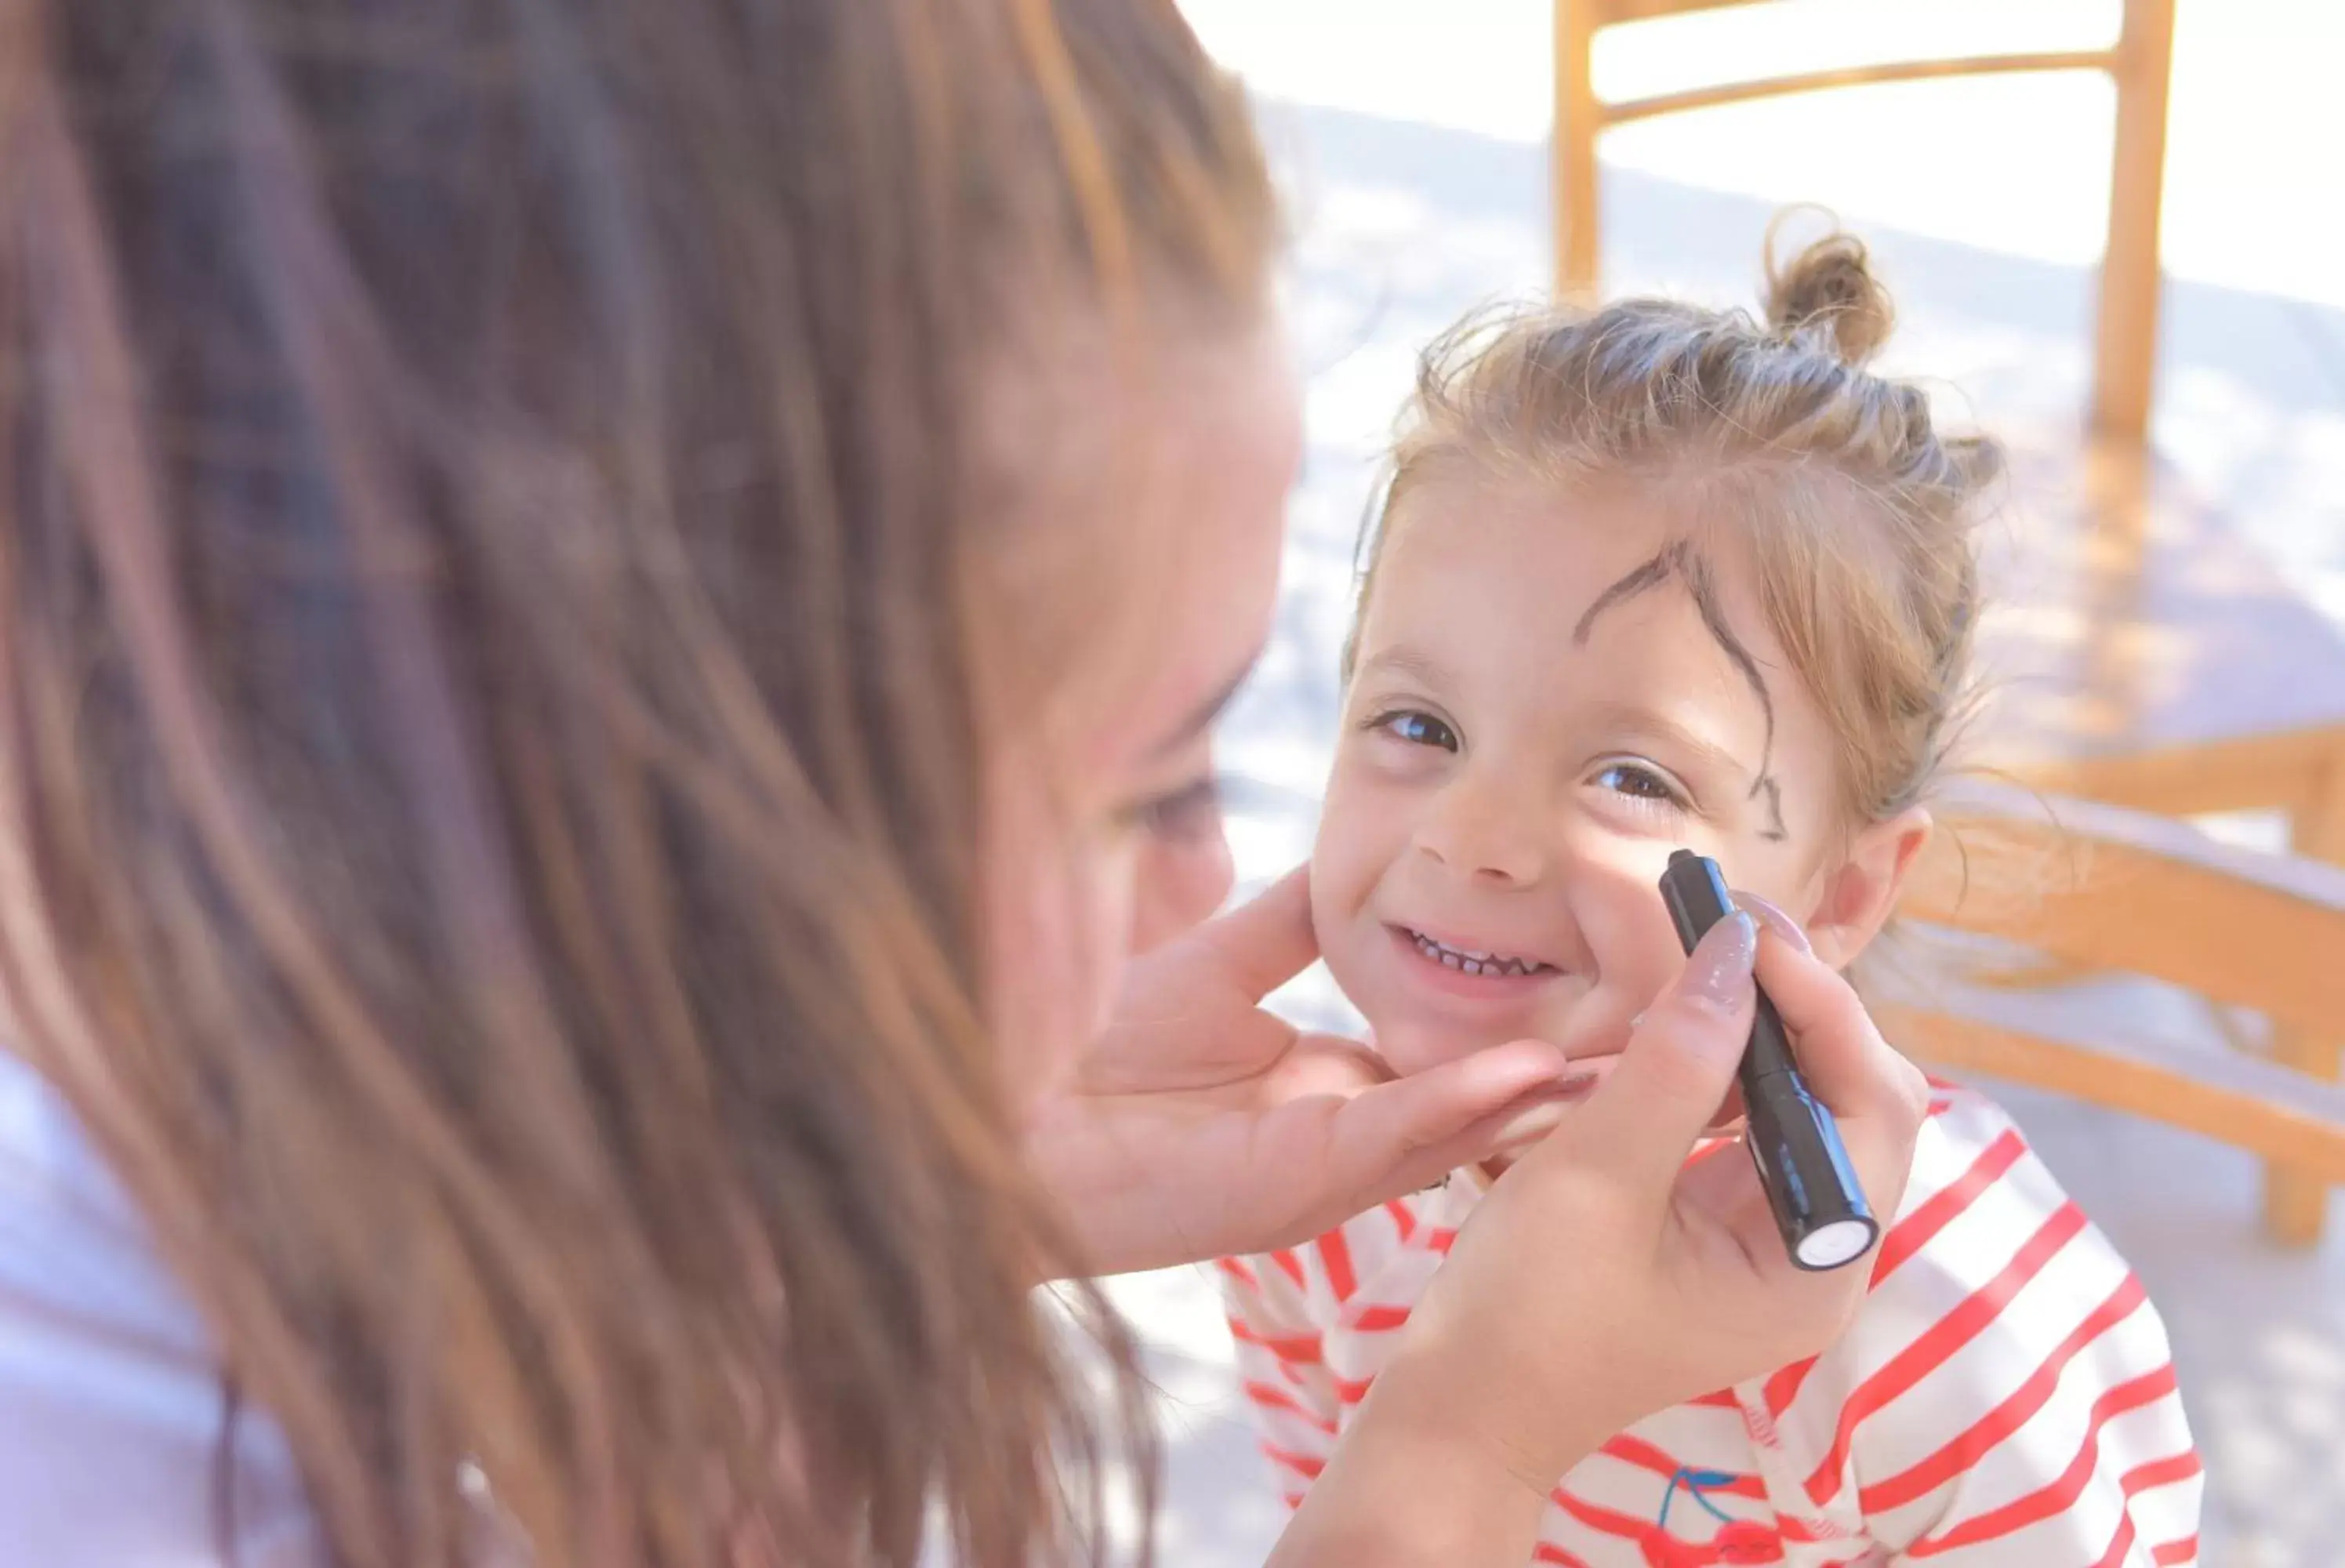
0 2 1272 1565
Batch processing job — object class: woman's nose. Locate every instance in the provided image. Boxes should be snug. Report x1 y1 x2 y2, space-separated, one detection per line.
1411 770 1551 887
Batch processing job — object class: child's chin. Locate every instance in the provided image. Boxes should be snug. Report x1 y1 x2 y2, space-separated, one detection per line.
1360 1017 1504 1080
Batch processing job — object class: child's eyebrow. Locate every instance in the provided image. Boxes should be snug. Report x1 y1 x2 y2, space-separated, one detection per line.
1351 644 1453 691
1585 699 1753 786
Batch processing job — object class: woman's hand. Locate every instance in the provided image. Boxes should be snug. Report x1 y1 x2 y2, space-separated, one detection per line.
1275 913 1930 1567
1024 869 1583 1276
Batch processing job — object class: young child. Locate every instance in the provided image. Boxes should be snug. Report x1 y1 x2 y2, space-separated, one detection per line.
1222 233 2201 1566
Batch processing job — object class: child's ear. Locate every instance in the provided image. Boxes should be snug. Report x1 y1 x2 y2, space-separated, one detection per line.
1806 806 1932 969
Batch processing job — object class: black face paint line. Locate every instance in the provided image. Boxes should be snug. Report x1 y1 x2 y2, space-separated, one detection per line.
1755 775 1789 843
1570 541 1688 646
1572 541 1790 837
1678 548 1777 778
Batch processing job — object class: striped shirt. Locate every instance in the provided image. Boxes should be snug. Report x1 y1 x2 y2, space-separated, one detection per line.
1221 1082 2201 1566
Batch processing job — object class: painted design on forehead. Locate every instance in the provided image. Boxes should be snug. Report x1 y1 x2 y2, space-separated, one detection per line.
1573 540 1791 844
1570 541 1688 646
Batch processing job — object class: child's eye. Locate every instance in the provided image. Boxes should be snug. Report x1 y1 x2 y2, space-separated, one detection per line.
1592 761 1686 809
1130 775 1223 844
1368 710 1460 752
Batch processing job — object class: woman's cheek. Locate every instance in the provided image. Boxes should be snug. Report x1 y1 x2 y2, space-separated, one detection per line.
982 777 1137 1107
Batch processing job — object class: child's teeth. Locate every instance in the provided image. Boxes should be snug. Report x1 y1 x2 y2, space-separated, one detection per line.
1413 929 1542 977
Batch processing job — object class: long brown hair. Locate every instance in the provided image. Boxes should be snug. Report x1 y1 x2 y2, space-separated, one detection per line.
0 2 1272 1565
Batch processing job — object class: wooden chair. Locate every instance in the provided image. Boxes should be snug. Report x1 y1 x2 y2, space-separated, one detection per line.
1864 782 2345 1241
1552 0 2176 443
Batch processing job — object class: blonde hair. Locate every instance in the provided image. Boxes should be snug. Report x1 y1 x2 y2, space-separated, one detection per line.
1355 225 2002 829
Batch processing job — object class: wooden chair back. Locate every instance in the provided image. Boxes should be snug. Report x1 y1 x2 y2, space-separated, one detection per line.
1864 782 2345 1238
1553 0 2176 441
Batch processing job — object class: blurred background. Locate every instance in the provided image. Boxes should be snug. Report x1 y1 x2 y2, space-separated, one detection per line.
1105 2 2345 1563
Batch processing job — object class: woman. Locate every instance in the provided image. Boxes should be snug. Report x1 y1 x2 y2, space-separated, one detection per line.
0 2 1927 1565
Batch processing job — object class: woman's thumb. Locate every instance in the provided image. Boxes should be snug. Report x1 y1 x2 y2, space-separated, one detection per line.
1548 913 1757 1197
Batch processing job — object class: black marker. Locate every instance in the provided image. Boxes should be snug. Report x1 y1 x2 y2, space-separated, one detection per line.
1658 850 1878 1271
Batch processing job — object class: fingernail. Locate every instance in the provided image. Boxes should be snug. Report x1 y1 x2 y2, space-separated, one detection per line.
1674 910 1757 1016
1733 891 1813 956
1491 1073 1599 1145
1550 1069 1600 1100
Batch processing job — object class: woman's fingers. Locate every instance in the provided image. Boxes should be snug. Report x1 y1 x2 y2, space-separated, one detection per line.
1190 866 1320 999
1296 1036 1577 1215
1538 913 1759 1206
1751 935 1931 1225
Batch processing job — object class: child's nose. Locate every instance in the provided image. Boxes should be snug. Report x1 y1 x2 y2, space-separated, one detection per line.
1412 770 1552 887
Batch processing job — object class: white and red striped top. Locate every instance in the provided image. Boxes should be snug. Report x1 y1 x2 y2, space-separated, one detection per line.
1220 1082 2200 1566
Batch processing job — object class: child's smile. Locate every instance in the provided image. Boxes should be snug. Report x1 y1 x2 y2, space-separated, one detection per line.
1312 474 1846 1081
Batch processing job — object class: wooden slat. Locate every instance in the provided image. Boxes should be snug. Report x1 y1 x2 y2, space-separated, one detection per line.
1597 50 2115 127
2089 0 2177 442
1878 1004 2345 1185
1590 0 1776 24
2004 725 2339 822
1905 784 2345 1040
2267 754 2345 1242
1555 0 1603 300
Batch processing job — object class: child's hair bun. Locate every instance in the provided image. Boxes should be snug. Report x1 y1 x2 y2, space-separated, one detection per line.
1763 220 1893 368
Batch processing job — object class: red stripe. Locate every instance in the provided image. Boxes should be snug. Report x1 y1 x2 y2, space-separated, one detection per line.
1548 1485 1655 1544
1872 1129 2028 1285
1269 1249 1307 1287
1691 1388 1741 1409
1858 1272 2149 1514
1317 1227 1358 1302
1599 1434 1766 1499
1352 1303 1412 1332
1428 1227 1459 1255
1384 1198 1418 1241
1281 1492 1306 1511
2151 1535 2198 1565
2090 1453 2202 1567
1904 1367 2184 1558
1261 1443 1326 1481
1216 1254 1258 1288
1334 1372 1374 1404
2093 1510 2136 1566
1533 1545 1593 1568
1766 1356 1819 1418
1777 1515 1844 1544
1227 1317 1323 1365
1806 1203 2090 1505
1242 1380 1338 1436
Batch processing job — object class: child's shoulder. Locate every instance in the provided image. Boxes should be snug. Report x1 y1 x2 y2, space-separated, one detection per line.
1757 1078 2193 1549
1863 1076 2115 1313
1771 1074 2163 1446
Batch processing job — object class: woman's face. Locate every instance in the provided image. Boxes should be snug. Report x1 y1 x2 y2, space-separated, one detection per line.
980 314 1299 1104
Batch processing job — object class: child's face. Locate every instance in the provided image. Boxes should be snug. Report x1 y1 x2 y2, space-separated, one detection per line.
1313 474 1872 1082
